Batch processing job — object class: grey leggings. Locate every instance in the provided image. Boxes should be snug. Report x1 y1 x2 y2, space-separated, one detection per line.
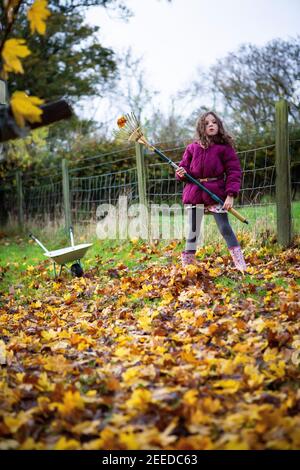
185 205 239 252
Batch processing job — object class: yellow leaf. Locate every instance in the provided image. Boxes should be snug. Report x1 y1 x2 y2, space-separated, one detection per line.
53 391 85 416
224 439 250 450
160 291 173 305
244 364 264 388
179 309 194 321
138 315 152 331
208 267 222 277
252 318 266 333
2 38 31 74
54 436 80 450
19 437 44 450
43 354 71 374
213 379 240 394
97 428 117 449
153 345 167 355
122 366 141 383
36 372 55 392
71 420 101 435
183 389 198 406
202 397 222 413
10 91 44 127
30 300 42 309
16 372 25 383
63 292 77 305
181 350 199 365
125 388 152 412
263 348 278 362
189 409 211 426
4 410 33 433
115 334 132 345
41 329 57 341
268 360 285 378
27 0 51 35
114 346 131 358
119 431 139 450
233 353 251 366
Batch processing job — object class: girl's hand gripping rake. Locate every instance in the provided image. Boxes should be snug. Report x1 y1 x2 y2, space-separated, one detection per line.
114 113 249 225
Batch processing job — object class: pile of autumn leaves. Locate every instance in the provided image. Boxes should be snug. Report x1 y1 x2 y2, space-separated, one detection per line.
0 240 300 450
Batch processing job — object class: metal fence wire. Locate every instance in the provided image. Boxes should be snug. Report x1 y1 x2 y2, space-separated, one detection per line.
70 166 139 224
1 138 299 234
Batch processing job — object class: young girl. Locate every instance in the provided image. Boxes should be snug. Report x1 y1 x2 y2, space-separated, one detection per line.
176 111 247 272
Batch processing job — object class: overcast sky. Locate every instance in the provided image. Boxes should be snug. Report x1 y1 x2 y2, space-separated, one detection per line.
84 0 300 124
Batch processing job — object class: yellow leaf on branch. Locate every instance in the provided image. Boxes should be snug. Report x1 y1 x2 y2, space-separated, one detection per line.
27 0 51 35
2 38 31 74
10 91 44 127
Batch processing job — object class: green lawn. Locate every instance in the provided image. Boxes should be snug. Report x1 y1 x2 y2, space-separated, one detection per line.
0 200 299 299
157 201 300 245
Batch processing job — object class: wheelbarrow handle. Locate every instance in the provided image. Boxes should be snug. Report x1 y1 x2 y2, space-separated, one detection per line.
69 226 75 247
28 233 49 253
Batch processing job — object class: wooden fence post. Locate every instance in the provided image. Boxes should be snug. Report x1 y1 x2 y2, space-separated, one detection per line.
275 100 292 247
135 142 148 207
16 171 24 230
62 158 72 230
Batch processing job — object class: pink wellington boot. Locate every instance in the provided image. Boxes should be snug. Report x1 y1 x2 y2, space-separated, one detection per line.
228 245 247 273
181 251 196 267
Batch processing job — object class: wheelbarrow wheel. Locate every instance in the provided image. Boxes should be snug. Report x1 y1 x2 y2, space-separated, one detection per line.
71 263 83 277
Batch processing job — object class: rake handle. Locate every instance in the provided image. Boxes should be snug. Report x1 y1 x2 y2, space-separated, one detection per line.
152 147 249 225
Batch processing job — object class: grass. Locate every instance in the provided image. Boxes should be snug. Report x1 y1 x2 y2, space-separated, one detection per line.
0 231 182 301
0 200 299 300
154 201 300 246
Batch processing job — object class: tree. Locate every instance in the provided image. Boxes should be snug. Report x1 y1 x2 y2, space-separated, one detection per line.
106 48 159 125
209 37 300 131
3 2 122 104
147 100 190 144
0 1 127 156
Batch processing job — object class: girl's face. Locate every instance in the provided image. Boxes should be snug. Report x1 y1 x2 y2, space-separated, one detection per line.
205 114 218 137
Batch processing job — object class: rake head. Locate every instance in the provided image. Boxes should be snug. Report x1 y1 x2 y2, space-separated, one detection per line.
114 112 152 149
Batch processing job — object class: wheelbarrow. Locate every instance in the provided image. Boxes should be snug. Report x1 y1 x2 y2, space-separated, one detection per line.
29 227 92 278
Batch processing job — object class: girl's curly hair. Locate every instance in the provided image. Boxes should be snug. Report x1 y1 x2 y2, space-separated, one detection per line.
195 111 234 148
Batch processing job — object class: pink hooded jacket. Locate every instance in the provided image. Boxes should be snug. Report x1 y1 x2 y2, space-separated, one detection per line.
176 142 242 205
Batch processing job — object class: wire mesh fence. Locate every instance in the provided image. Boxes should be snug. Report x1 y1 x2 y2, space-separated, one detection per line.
1 137 299 240
70 167 139 224
23 178 63 223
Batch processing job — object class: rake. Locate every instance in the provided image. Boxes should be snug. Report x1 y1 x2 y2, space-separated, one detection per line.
114 113 249 224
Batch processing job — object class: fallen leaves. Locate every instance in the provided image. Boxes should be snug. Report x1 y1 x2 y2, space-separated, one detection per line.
0 239 300 449
0 341 6 365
